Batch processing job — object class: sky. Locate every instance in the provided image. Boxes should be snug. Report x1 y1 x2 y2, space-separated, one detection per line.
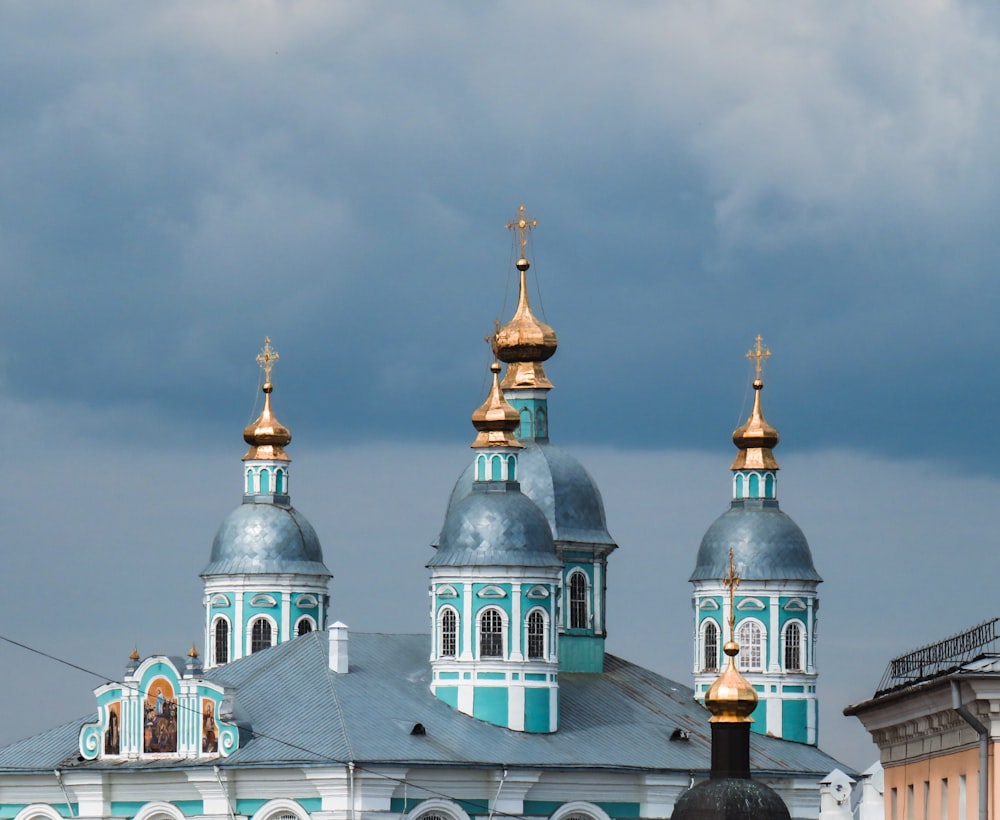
2 0 1000 771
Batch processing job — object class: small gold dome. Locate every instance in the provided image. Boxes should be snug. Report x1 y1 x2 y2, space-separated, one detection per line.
471 360 524 449
731 379 780 471
187 643 200 658
494 257 558 390
705 641 758 723
129 647 140 662
243 380 292 462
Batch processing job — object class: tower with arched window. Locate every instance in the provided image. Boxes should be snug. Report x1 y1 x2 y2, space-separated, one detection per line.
690 338 822 744
440 206 618 673
428 358 562 732
200 339 331 669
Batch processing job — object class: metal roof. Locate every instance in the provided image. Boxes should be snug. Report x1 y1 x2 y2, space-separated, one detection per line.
0 632 847 777
690 500 821 583
201 501 331 577
439 443 616 549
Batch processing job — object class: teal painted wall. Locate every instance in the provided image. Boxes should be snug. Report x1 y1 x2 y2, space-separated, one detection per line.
782 699 808 743
524 687 551 732
560 635 604 672
0 806 78 819
473 686 509 726
435 685 458 708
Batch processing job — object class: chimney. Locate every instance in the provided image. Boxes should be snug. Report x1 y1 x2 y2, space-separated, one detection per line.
329 621 349 673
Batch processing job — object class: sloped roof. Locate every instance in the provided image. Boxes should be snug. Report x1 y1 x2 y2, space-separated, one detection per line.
0 632 846 777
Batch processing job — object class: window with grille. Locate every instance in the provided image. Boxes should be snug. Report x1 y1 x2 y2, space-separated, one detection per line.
251 619 272 653
480 610 503 657
527 611 545 659
569 572 588 629
784 623 802 671
214 619 229 665
440 609 457 657
703 620 719 672
736 620 763 671
296 619 313 637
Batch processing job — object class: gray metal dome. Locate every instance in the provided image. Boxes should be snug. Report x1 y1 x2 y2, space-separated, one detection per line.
671 778 791 820
441 443 615 548
690 499 821 583
429 484 560 568
201 502 331 577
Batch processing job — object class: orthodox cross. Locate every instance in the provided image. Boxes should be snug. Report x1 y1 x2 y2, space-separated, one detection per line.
506 204 538 257
484 319 501 357
257 337 279 383
723 548 741 640
746 334 771 381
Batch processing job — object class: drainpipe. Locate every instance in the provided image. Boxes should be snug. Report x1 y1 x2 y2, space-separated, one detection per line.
951 680 988 820
53 770 75 818
348 762 356 820
213 765 236 820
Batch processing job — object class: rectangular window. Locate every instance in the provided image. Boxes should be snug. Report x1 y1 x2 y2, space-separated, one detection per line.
923 781 929 820
907 784 914 820
940 778 948 820
891 787 898 820
959 774 966 819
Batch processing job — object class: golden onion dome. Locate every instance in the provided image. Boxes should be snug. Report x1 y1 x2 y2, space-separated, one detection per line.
705 640 758 723
495 258 559 390
243 379 292 461
471 360 524 449
731 378 780 471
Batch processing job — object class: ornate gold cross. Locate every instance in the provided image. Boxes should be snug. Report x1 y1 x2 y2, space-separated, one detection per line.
746 334 771 381
723 548 741 638
506 204 537 257
257 337 279 383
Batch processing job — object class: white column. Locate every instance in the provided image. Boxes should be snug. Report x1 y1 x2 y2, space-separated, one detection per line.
461 582 474 660
281 591 291 642
234 591 244 660
511 583 522 661
769 596 780 672
807 597 816 673
593 559 603 633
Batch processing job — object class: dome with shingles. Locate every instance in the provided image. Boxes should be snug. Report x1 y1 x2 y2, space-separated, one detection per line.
690 500 820 583
440 443 615 548
202 502 331 577
430 486 560 568
671 778 792 820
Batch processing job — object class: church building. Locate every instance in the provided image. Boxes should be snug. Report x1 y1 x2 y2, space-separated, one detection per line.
0 207 843 820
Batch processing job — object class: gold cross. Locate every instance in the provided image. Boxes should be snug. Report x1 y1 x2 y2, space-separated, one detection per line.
506 204 538 257
746 334 771 381
484 319 501 357
256 337 279 383
723 548 741 638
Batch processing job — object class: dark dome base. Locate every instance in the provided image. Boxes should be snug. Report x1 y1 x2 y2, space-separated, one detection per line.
672 778 791 820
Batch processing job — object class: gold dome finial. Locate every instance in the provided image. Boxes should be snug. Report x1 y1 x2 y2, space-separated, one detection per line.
705 549 758 723
471 349 524 450
243 337 292 462
495 204 558 389
129 646 140 661
188 643 200 658
731 335 780 471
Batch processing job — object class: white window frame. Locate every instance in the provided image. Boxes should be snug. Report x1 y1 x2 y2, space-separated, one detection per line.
736 618 766 672
525 606 549 660
437 605 459 658
246 614 278 655
782 619 805 672
477 606 508 659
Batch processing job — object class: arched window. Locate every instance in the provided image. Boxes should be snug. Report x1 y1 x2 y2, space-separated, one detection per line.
527 610 546 659
748 473 759 497
479 609 503 658
535 407 547 437
259 468 270 494
736 620 764 671
784 622 803 671
735 474 744 499
403 800 472 820
275 469 285 494
476 454 486 481
440 609 457 657
490 455 502 481
506 455 516 481
250 618 272 654
520 408 532 438
246 469 254 494
569 572 588 629
765 473 775 498
702 620 719 672
295 618 314 637
214 618 229 665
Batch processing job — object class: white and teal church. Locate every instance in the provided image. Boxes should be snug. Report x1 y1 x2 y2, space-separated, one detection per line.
0 212 842 820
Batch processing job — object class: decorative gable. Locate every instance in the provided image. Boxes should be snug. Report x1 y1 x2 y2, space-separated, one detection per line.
79 655 238 761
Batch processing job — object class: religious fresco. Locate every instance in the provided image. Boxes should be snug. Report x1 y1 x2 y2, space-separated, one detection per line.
202 698 218 753
103 700 120 755
143 677 178 753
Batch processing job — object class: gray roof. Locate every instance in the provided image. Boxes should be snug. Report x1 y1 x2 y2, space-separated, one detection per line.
0 632 847 778
441 443 616 548
429 483 560 568
690 500 821 583
201 501 331 577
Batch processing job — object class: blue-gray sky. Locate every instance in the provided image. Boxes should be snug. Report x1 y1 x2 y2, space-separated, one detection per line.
2 1 1000 770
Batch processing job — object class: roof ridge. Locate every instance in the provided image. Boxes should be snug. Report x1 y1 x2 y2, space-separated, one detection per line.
317 630 354 761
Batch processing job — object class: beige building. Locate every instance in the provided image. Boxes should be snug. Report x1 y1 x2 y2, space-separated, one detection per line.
846 618 1000 820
